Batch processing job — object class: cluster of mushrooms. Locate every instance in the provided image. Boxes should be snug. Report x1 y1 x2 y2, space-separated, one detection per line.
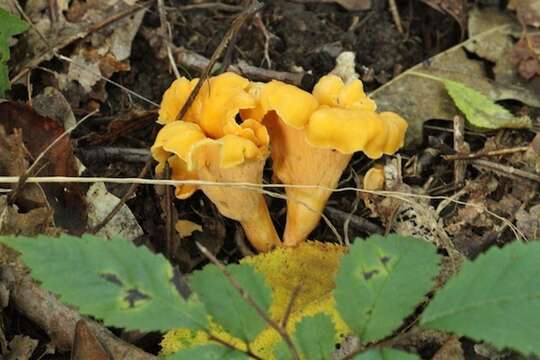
151 72 408 252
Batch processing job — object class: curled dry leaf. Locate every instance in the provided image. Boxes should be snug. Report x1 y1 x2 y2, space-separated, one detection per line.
0 101 87 234
510 34 540 80
509 0 540 27
372 7 540 146
5 0 145 106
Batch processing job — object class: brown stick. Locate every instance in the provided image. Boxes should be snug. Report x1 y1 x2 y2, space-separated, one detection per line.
0 265 156 360
444 146 529 161
473 159 540 183
176 0 263 122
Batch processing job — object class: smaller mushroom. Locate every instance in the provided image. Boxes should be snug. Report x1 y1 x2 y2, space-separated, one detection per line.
152 120 280 252
248 76 407 246
153 73 280 252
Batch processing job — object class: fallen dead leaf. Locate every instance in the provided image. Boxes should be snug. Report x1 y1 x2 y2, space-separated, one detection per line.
509 0 540 27
86 182 143 242
516 204 540 239
5 335 38 360
72 320 110 360
0 101 87 234
175 219 203 239
372 7 540 146
511 34 540 80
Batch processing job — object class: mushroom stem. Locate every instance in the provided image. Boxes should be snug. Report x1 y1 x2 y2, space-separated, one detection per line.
195 142 281 252
238 200 281 252
264 113 351 246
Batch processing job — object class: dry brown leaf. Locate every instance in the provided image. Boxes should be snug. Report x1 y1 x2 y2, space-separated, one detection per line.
72 320 110 360
372 8 540 146
0 101 87 234
3 0 145 107
5 335 38 360
511 34 540 80
516 204 540 240
510 0 540 27
175 220 203 239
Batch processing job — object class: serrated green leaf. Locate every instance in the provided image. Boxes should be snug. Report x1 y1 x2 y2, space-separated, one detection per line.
0 9 28 40
421 240 540 356
190 263 272 343
353 348 420 360
0 234 207 332
293 314 337 360
443 79 532 130
0 9 28 97
334 234 439 342
166 344 249 360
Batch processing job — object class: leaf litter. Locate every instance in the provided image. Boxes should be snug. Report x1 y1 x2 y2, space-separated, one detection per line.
0 1 539 359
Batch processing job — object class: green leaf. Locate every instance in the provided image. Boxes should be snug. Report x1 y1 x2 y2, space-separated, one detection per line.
293 314 336 360
334 234 439 342
0 8 28 97
352 348 420 360
190 263 272 342
166 344 249 360
421 240 540 356
443 79 532 129
0 234 207 332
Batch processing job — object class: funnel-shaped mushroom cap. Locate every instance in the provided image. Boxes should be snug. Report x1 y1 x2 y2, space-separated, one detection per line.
307 107 408 159
158 73 257 138
312 74 377 112
152 118 278 252
190 72 256 139
242 80 319 128
256 76 407 246
158 77 199 124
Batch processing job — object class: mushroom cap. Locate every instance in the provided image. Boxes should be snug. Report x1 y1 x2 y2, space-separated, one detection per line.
243 80 319 128
190 72 256 139
158 77 198 124
152 120 269 176
306 107 408 159
157 73 258 138
312 74 377 112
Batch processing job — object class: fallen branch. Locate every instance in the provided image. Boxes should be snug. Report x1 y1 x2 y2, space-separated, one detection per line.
0 264 156 359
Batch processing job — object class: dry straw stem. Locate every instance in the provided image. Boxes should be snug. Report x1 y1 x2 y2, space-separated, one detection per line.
0 175 525 241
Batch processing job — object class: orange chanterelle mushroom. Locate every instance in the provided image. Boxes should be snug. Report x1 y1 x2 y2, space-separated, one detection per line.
245 74 408 246
152 72 280 252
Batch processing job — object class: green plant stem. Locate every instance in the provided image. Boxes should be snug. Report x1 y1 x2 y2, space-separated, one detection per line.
206 333 263 360
196 242 301 360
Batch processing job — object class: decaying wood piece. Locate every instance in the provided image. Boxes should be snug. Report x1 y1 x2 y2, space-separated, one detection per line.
0 264 156 360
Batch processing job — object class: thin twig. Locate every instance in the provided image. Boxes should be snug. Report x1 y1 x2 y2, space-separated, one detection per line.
157 0 181 78
176 0 263 121
388 0 404 33
206 333 263 360
473 159 540 183
280 285 302 328
76 147 151 163
196 242 300 360
175 2 243 12
0 176 525 241
444 146 529 161
89 158 153 234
